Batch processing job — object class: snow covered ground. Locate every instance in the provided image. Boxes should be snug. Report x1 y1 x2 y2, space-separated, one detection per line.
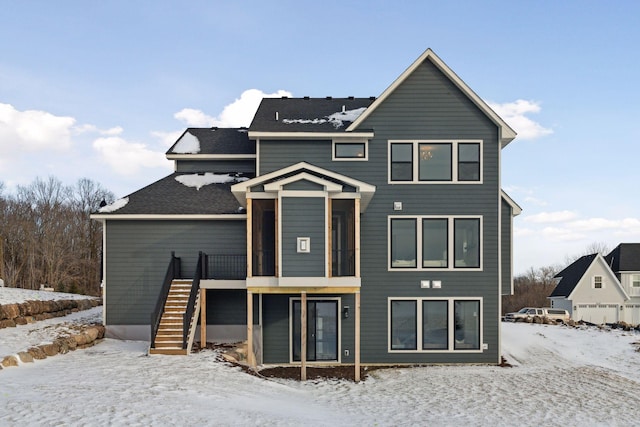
0 287 95 305
1 311 640 426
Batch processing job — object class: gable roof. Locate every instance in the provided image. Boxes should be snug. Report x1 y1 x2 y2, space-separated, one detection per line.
231 162 376 212
346 48 517 148
167 128 255 156
501 190 522 216
605 243 640 272
249 97 375 134
550 253 598 297
91 172 247 218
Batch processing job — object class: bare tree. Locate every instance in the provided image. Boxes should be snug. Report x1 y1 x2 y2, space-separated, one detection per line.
1 176 114 295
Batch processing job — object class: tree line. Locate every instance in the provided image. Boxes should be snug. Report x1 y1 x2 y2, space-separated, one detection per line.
0 177 114 296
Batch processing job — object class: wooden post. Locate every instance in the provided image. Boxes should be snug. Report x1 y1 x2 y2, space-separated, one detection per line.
246 198 252 278
355 291 361 382
327 198 332 278
247 290 255 367
200 288 207 348
301 291 307 381
354 198 361 278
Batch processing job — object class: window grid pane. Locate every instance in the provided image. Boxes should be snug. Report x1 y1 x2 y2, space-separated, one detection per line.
454 300 480 350
391 219 417 268
391 300 417 350
423 300 448 349
458 143 480 181
419 143 451 181
335 143 366 159
391 143 413 181
454 218 480 268
422 219 448 268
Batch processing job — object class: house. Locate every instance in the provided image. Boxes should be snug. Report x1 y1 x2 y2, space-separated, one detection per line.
549 243 640 325
91 48 521 377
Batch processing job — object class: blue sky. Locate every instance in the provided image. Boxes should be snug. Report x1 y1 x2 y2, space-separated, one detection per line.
1 1 639 273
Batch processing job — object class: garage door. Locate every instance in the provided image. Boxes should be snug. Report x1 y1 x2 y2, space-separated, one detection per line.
574 304 619 324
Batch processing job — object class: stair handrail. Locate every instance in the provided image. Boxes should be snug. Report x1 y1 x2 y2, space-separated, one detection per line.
150 252 181 348
182 252 203 349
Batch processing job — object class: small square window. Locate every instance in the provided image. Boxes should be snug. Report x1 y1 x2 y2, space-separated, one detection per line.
594 276 603 289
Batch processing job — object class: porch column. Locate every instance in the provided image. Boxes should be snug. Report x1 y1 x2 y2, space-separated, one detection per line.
301 291 307 381
200 288 207 348
247 290 256 367
355 290 361 382
246 198 252 278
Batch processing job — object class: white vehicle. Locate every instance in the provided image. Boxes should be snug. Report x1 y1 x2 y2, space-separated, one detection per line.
504 307 570 323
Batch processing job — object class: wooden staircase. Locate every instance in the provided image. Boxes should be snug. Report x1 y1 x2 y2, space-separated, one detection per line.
149 279 199 355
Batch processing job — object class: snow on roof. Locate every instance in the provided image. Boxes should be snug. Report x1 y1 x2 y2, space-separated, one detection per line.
282 107 367 129
175 173 249 190
172 131 201 154
98 197 129 213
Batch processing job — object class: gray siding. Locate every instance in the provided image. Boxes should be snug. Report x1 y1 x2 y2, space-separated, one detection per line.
261 294 355 364
105 220 246 325
260 58 502 364
282 180 325 191
281 197 325 277
176 159 255 174
262 294 290 363
501 199 513 296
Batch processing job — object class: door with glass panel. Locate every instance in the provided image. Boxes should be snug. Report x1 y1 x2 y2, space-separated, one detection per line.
292 300 338 361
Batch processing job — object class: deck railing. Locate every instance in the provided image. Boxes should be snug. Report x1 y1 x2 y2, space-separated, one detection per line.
182 252 203 348
205 254 247 280
150 252 180 348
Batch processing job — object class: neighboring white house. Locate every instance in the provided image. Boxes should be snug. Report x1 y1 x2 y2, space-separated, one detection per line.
549 244 640 325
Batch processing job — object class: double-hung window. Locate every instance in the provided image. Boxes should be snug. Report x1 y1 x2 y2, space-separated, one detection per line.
593 276 603 289
389 140 482 183
389 216 482 270
389 298 481 352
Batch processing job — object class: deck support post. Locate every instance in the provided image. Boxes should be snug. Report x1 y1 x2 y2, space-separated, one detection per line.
355 290 361 382
301 291 307 381
200 288 207 348
247 290 255 367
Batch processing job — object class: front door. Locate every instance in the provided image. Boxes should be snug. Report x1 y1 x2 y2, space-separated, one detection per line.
292 300 338 362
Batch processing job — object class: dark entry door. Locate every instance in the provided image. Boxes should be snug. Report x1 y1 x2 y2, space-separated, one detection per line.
292 300 338 361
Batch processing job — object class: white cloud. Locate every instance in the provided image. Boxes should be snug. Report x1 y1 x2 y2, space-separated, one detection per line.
524 210 578 223
74 124 124 136
0 102 75 151
489 100 553 140
523 196 548 207
174 89 293 128
93 136 170 175
151 130 184 148
542 227 585 241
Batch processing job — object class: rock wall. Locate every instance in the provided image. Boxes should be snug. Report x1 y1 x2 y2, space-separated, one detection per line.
0 298 102 328
0 324 105 370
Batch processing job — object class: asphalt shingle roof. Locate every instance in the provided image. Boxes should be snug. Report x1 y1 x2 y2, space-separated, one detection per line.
167 128 255 155
97 173 246 215
249 97 375 132
550 253 598 297
604 243 640 272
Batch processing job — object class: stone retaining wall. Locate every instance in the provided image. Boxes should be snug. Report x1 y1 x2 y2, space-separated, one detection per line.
0 298 102 328
0 324 105 370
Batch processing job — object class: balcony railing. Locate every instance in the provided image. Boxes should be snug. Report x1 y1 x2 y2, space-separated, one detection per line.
204 254 247 280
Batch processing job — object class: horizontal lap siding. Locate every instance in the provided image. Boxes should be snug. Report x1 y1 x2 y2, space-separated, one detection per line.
262 294 290 363
281 197 325 277
257 59 503 364
105 220 246 325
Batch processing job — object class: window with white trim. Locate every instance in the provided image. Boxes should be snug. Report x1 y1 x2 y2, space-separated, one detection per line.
389 140 482 183
389 216 482 270
632 274 640 288
389 298 481 352
593 275 603 289
333 141 368 161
